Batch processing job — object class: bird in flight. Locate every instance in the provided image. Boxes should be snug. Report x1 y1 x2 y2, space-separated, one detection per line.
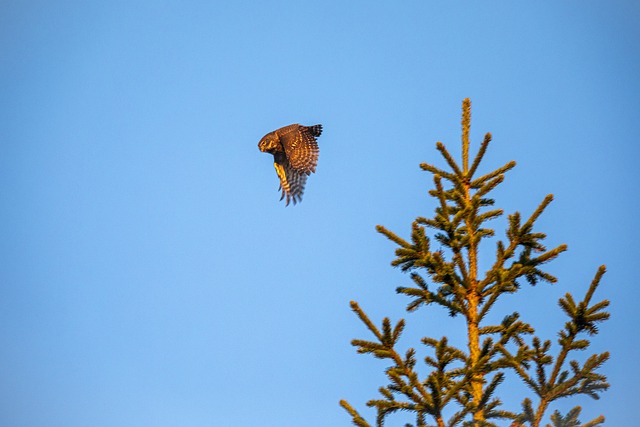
258 124 322 206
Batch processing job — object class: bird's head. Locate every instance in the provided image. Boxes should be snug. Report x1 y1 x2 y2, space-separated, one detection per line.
258 133 278 153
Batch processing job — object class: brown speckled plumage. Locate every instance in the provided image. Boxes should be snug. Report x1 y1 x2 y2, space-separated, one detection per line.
258 124 322 206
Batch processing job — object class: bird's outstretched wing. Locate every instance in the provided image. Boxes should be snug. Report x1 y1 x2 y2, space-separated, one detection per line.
273 153 307 206
281 124 322 174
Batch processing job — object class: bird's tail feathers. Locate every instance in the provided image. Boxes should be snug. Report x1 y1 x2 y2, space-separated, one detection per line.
306 124 322 137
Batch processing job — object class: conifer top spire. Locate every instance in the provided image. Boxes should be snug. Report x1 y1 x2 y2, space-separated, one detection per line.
341 99 609 427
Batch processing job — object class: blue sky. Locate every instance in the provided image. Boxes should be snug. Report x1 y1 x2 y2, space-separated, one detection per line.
1 1 638 426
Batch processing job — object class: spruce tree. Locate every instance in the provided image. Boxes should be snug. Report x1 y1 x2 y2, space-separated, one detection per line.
340 99 610 427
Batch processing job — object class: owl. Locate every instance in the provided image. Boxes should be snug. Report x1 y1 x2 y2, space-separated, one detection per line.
258 124 322 206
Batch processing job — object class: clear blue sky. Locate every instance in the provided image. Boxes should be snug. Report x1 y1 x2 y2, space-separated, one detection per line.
1 2 638 426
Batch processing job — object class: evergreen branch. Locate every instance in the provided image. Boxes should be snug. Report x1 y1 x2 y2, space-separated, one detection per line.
528 244 568 266
470 161 516 187
348 302 450 426
434 175 452 225
545 407 605 427
512 243 567 286
531 270 558 285
377 225 412 249
484 405 519 423
495 342 536 388
580 415 605 427
352 341 394 359
453 251 469 288
477 286 508 322
462 98 471 172
382 317 393 346
549 352 610 401
393 318 406 344
350 301 384 341
478 325 502 336
582 416 606 427
421 162 458 182
478 227 523 292
531 337 553 396
340 400 372 427
397 285 465 316
468 132 492 179
523 267 609 426
478 243 511 291
448 409 469 427
474 175 504 200
583 266 607 307
521 194 554 234
521 398 535 423
461 420 498 427
476 227 495 238
507 212 521 244
422 344 476 426
477 373 504 410
437 142 463 177
476 209 503 224
484 313 536 374
551 267 609 382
